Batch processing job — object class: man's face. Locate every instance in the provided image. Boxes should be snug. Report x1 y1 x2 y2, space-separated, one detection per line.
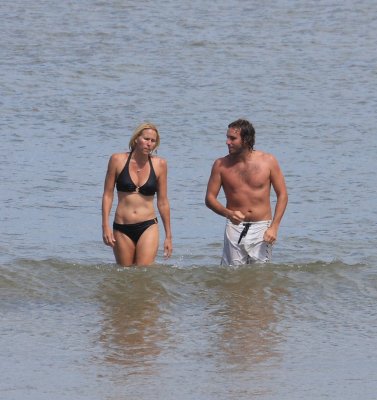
226 127 244 154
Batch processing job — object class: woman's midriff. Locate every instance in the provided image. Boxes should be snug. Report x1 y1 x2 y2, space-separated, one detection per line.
115 192 156 224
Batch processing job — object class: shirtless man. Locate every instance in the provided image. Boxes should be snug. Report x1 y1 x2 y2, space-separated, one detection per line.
205 119 288 265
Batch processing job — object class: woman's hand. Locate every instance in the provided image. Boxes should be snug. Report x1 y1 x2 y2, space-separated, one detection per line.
163 237 172 258
102 226 116 248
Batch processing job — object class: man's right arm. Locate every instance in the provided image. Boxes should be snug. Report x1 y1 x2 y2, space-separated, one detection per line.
205 159 245 224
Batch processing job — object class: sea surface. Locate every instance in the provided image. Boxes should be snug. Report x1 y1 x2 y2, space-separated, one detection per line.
1 1 377 399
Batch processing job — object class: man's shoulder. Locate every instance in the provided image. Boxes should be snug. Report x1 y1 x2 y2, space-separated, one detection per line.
213 155 231 167
215 151 276 163
253 150 278 163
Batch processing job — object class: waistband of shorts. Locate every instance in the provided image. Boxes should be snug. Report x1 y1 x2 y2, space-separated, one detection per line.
226 219 271 226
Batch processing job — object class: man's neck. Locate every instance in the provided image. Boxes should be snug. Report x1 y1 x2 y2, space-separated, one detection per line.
231 148 253 162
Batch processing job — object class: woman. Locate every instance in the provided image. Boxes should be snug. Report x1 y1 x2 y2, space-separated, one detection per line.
102 122 172 266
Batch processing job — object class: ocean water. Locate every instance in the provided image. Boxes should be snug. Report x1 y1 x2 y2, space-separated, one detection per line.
1 0 377 399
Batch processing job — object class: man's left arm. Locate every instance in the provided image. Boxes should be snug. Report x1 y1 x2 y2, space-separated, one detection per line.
264 156 288 244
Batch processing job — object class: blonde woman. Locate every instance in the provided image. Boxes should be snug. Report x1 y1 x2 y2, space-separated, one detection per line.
102 122 172 266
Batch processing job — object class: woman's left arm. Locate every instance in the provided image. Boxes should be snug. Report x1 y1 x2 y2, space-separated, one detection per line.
156 158 173 258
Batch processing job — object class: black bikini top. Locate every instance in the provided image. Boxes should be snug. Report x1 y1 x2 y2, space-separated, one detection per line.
116 152 157 196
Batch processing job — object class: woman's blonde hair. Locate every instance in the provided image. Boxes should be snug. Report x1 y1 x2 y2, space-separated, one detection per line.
128 122 160 152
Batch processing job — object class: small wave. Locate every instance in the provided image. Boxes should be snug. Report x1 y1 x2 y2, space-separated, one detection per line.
1 257 373 300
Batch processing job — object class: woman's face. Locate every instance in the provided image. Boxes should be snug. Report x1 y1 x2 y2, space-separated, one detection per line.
136 128 158 153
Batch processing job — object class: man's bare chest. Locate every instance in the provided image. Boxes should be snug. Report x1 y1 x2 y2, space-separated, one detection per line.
222 163 269 189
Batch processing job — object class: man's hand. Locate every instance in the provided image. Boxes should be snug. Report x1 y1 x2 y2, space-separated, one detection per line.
263 225 278 244
228 210 245 225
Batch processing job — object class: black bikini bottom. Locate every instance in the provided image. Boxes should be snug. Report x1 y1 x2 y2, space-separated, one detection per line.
113 218 158 244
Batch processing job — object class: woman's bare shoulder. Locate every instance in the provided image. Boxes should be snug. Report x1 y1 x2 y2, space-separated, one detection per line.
151 154 167 165
150 155 168 176
109 152 128 163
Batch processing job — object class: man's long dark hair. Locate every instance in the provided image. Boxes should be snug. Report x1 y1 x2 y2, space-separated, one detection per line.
228 119 255 150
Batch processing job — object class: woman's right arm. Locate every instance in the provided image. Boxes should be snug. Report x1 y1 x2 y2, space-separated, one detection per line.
102 155 117 247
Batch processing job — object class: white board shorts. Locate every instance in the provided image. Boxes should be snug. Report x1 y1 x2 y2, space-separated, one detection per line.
221 219 272 266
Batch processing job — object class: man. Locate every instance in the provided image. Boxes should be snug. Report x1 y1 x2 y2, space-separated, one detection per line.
205 119 288 265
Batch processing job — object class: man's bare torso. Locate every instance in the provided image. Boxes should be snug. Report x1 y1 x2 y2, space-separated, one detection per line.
219 150 273 222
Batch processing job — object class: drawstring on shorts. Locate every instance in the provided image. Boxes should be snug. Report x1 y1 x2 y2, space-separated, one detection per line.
238 223 251 244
